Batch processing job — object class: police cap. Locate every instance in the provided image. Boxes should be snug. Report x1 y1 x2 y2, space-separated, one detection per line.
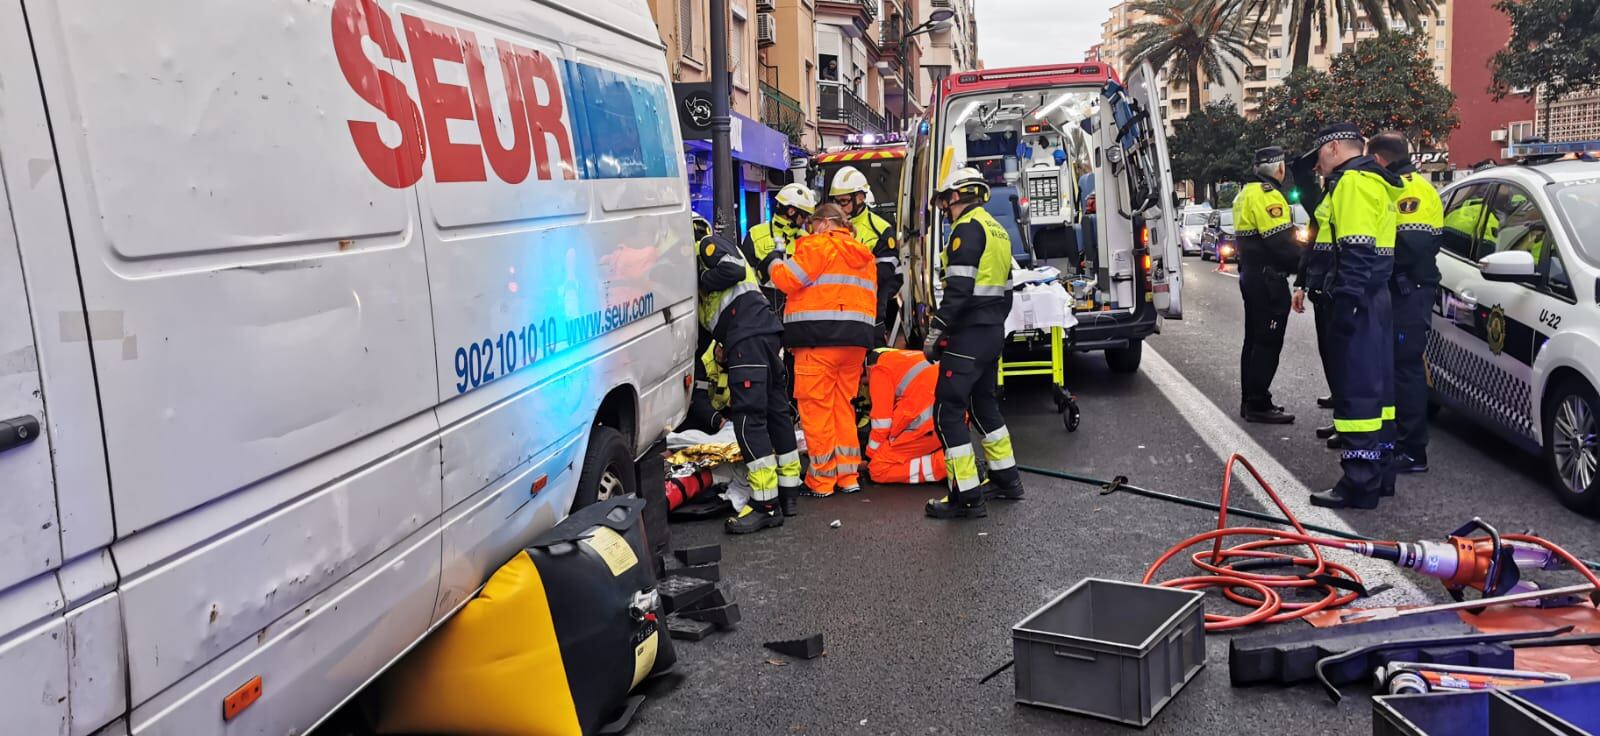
1298 122 1364 162
1253 146 1286 165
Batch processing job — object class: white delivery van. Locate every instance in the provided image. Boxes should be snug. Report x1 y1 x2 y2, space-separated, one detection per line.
0 0 694 733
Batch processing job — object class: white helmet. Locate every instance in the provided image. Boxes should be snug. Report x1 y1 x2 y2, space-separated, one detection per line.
774 183 818 214
828 166 871 197
938 166 990 198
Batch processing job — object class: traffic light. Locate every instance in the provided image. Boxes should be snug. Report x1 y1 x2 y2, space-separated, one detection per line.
1287 188 1301 204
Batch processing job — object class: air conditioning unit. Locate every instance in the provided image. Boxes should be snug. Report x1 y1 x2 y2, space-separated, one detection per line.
1490 129 1508 142
757 13 776 47
756 0 774 11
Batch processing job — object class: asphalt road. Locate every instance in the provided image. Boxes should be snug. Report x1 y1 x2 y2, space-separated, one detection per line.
633 260 1600 736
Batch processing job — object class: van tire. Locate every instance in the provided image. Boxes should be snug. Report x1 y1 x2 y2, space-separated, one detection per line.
1541 378 1600 515
1105 342 1143 374
574 426 636 511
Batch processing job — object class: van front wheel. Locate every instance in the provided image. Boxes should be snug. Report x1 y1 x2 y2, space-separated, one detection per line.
574 426 636 511
1105 342 1143 374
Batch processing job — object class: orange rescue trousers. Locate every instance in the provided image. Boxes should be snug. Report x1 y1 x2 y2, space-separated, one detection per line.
792 346 867 494
863 348 946 484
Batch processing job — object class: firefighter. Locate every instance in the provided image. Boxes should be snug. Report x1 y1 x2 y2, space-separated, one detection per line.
767 203 877 497
696 227 804 532
863 348 945 484
1233 146 1301 424
744 184 817 306
829 166 901 345
1367 131 1443 475
924 167 1023 519
1298 123 1404 510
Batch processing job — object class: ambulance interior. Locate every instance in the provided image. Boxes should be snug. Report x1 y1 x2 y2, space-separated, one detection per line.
940 87 1129 312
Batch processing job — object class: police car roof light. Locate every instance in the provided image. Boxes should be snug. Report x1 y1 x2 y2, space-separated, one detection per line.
844 132 905 146
1503 139 1600 161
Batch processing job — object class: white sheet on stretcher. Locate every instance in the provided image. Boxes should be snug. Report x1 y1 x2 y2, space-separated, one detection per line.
1005 275 1078 335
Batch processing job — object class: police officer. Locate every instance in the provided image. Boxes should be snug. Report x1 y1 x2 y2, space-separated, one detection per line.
697 224 805 532
1299 123 1405 510
744 183 817 306
1366 132 1442 475
1233 147 1301 424
923 167 1024 519
829 166 901 345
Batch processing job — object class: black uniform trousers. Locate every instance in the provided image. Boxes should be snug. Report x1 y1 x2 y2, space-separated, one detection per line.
1330 286 1395 497
726 333 799 493
933 324 1021 490
1392 276 1435 463
1239 264 1292 410
1310 290 1339 406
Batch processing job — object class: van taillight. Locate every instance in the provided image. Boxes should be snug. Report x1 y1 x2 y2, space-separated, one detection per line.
1138 225 1148 247
1142 254 1152 272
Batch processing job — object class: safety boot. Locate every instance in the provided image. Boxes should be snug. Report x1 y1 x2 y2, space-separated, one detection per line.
725 500 784 534
1393 452 1428 474
926 488 988 519
1315 423 1338 439
1244 406 1295 424
982 478 1026 501
1309 486 1380 510
1317 395 1335 409
778 486 801 517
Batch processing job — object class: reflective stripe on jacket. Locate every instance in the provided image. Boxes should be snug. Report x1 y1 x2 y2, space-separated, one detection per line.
1392 166 1443 285
1327 157 1404 300
697 234 781 345
1234 181 1299 272
769 227 878 348
935 206 1013 329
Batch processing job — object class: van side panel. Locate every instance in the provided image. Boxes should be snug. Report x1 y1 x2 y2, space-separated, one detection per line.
25 0 445 535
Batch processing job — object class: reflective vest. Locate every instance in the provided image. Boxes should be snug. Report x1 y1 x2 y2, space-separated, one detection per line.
1393 171 1444 285
768 227 878 348
696 235 772 345
1326 164 1402 300
935 206 1013 329
853 208 902 323
698 343 730 412
1233 181 1294 269
1443 198 1498 242
746 216 802 280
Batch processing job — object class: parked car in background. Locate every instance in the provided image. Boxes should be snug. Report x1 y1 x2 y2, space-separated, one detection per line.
1200 209 1235 261
1427 152 1600 514
1179 205 1211 256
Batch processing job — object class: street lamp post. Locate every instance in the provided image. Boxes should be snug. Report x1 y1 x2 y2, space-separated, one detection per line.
896 9 955 128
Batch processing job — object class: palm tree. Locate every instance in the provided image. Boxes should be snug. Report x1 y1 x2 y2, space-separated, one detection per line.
1232 0 1440 70
1116 0 1261 116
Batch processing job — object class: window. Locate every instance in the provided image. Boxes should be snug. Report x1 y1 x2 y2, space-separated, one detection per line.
732 17 747 87
1481 183 1548 261
568 64 679 179
1437 39 1446 49
1546 247 1576 300
679 0 698 60
1437 17 1446 26
1269 47 1283 59
1440 182 1492 258
1550 179 1600 267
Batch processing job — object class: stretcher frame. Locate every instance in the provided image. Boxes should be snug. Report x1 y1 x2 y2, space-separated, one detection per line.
996 325 1080 431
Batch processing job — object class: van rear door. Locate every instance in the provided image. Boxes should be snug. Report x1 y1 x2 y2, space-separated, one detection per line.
1121 62 1182 318
0 151 67 734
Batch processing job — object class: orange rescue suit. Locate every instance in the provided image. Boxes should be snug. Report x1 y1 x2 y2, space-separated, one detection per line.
864 348 946 484
769 227 877 493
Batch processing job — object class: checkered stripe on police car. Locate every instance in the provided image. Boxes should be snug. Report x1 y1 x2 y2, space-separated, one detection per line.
1425 329 1535 440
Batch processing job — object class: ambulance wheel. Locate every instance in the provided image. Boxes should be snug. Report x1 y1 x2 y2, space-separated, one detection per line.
574 426 637 511
1064 403 1081 432
1105 341 1143 374
1542 378 1600 515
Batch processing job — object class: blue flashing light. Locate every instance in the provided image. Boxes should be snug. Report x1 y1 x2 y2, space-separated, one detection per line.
1504 140 1600 159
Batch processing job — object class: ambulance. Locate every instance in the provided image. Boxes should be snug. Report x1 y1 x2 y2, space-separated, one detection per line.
899 62 1183 372
814 132 909 222
0 0 693 732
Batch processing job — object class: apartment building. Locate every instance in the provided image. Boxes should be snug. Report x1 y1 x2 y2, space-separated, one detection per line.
919 0 978 109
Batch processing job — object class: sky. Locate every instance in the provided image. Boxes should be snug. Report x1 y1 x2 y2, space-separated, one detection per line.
974 0 1118 69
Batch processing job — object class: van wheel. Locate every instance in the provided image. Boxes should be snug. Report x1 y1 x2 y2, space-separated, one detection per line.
574 426 636 511
1105 342 1143 374
1543 379 1600 515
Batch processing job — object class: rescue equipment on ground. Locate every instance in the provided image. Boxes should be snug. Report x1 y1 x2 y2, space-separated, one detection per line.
1374 661 1569 695
666 443 742 468
1372 677 1600 735
375 498 673 735
664 469 717 511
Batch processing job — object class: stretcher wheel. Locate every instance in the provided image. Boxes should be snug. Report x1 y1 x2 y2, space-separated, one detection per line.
1064 402 1081 432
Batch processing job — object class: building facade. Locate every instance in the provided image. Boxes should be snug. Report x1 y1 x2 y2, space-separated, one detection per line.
918 0 977 110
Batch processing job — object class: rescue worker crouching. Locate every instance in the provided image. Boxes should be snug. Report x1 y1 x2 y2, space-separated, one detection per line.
830 166 902 346
1233 146 1301 425
1367 132 1443 476
694 215 805 533
863 348 945 484
1298 123 1404 511
767 203 878 498
924 167 1024 519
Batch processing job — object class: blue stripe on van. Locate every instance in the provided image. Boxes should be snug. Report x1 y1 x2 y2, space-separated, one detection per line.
562 61 680 180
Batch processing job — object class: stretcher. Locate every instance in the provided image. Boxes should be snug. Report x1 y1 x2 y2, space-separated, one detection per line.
997 279 1080 431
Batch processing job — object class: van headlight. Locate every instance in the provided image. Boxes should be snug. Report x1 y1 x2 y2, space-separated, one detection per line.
1295 226 1309 242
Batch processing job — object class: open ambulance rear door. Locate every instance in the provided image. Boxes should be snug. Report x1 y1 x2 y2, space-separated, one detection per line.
1108 63 1183 319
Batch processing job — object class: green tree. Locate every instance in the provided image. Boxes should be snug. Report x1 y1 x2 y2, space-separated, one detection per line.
1117 0 1259 115
1169 101 1254 202
1490 0 1600 137
1253 33 1456 152
1231 0 1440 70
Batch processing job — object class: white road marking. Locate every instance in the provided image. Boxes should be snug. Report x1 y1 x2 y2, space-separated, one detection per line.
1215 270 1239 279
1141 344 1426 603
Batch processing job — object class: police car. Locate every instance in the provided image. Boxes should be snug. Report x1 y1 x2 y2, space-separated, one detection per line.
1428 142 1600 513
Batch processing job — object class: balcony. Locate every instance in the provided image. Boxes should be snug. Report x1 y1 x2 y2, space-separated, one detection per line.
816 0 877 29
930 0 952 7
817 80 886 135
761 82 807 145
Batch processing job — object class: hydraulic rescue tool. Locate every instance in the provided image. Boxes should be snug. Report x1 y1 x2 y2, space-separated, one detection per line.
1338 518 1579 603
1374 662 1569 695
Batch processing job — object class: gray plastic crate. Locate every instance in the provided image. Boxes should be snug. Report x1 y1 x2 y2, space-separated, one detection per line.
1012 578 1206 727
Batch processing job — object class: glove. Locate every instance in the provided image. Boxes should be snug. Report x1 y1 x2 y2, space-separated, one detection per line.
923 327 945 363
